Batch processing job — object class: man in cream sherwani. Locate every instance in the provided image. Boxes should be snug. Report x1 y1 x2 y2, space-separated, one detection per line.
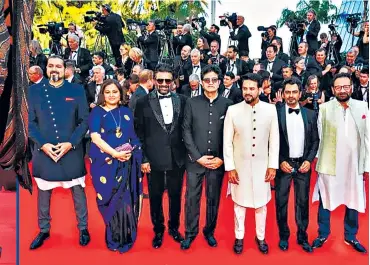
311 72 369 253
224 73 279 254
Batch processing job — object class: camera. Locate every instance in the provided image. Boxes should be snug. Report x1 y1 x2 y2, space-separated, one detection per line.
312 92 320 111
126 19 148 32
219 12 237 28
154 17 177 33
346 13 361 28
257 26 269 38
286 19 306 34
187 17 206 29
84 11 106 24
37 22 68 41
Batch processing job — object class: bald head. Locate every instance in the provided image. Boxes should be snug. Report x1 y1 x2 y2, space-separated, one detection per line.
29 66 44 83
181 45 191 59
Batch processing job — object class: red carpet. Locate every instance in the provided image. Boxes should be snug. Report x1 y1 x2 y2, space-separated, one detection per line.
20 160 369 265
0 191 16 265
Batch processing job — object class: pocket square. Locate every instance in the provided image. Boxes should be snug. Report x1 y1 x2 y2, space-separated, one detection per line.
220 115 225 120
362 114 366 119
65 97 75 101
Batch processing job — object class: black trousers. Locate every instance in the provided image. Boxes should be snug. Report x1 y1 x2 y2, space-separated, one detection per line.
275 159 311 242
185 170 224 239
110 42 122 67
147 166 184 234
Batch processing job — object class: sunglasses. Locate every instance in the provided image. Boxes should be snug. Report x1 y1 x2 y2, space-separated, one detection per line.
203 77 219 84
156 78 172 84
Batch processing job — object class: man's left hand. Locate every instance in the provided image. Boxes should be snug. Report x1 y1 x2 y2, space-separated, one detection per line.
208 157 224 170
265 168 276 182
298 160 311 173
55 142 73 162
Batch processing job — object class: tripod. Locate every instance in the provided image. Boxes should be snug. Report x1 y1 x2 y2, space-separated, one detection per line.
49 39 63 56
158 31 175 66
289 31 300 58
93 34 112 64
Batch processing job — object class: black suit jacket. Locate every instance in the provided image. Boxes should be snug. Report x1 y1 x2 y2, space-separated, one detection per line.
352 85 369 108
262 58 286 82
95 12 125 46
277 52 290 64
173 33 193 55
64 48 93 81
134 90 187 170
138 31 160 65
30 53 47 76
306 20 321 55
183 61 207 84
218 84 243 104
129 85 148 113
277 104 319 165
200 29 221 52
70 75 83 85
181 84 203 98
85 82 103 108
229 24 252 54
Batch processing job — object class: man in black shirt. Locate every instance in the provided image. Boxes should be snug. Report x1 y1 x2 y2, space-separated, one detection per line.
196 23 221 53
228 15 252 55
181 65 233 250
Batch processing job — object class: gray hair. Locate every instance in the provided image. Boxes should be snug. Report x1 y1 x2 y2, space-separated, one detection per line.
189 74 200 82
190 48 200 57
183 23 193 34
68 34 80 43
30 40 43 55
92 65 105 74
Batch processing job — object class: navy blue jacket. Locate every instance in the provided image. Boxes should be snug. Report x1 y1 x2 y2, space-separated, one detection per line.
28 81 89 181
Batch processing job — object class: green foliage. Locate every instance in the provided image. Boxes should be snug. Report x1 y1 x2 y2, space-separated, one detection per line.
33 0 208 52
276 0 338 27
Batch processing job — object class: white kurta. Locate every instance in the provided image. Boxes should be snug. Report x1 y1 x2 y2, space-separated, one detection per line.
224 101 280 208
312 108 366 213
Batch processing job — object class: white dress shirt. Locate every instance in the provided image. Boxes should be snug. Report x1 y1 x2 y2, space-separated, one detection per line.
360 83 369 102
227 60 238 77
158 92 173 124
191 85 202 98
69 48 79 64
66 75 74 83
94 84 102 104
222 85 232 98
192 64 201 80
286 104 305 158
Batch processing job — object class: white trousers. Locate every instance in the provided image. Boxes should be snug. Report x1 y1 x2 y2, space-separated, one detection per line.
234 203 267 240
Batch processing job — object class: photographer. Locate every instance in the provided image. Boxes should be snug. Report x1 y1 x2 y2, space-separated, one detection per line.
195 22 221 53
207 40 227 74
174 45 191 92
355 21 369 63
173 23 194 56
315 48 334 100
302 9 321 55
228 15 252 55
136 20 159 70
299 75 324 113
94 4 125 67
319 31 342 65
260 25 283 61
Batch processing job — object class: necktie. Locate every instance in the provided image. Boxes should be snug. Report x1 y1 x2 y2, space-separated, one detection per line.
288 108 300 114
159 95 171 100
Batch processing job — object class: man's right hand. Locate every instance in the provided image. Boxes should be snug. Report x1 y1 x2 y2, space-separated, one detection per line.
41 143 59 162
280 161 293 173
141 163 151 174
228 170 239 184
90 103 96 109
197 155 214 168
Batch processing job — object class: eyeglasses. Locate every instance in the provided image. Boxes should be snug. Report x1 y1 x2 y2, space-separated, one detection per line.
334 85 351 91
203 77 219 84
156 78 172 84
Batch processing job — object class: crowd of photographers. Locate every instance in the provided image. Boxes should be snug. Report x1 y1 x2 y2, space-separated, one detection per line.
30 5 369 112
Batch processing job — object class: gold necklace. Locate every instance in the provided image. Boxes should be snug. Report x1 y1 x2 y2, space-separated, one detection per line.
108 107 122 138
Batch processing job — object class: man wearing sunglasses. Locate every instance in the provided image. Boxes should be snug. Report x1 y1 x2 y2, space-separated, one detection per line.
181 65 233 250
134 64 188 249
312 73 369 253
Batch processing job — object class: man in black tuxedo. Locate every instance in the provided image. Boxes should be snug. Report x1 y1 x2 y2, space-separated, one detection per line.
173 24 194 56
64 34 93 83
85 65 105 111
262 45 285 83
297 42 321 76
273 65 293 92
91 52 114 79
137 20 160 70
225 46 249 87
94 4 125 67
129 69 154 113
181 65 232 250
181 74 203 98
302 9 321 55
228 15 252 55
219 72 243 104
183 49 207 85
64 60 83 85
275 77 319 253
134 64 187 249
239 50 254 74
351 68 369 108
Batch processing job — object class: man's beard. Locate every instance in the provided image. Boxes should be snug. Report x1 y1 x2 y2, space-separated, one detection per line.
244 95 258 104
158 85 170 95
336 94 350 102
49 72 62 82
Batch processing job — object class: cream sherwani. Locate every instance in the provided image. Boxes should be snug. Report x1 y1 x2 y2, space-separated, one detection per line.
224 100 279 239
313 99 369 213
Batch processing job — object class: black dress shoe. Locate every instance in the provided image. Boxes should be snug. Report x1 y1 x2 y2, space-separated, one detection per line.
233 239 243 254
297 240 313 253
152 233 163 249
311 236 327 249
255 237 269 254
180 238 194 250
168 229 184 243
79 229 90 246
205 235 217 247
279 240 289 251
30 232 50 250
344 239 367 253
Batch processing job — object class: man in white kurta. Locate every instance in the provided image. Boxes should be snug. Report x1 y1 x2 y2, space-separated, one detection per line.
312 73 369 253
224 73 279 254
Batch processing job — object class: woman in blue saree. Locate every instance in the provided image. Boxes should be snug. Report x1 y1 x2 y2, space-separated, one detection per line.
88 79 142 253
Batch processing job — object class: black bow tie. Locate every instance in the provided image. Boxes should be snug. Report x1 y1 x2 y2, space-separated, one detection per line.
159 95 171 100
268 60 274 64
193 65 199 68
288 108 300 114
